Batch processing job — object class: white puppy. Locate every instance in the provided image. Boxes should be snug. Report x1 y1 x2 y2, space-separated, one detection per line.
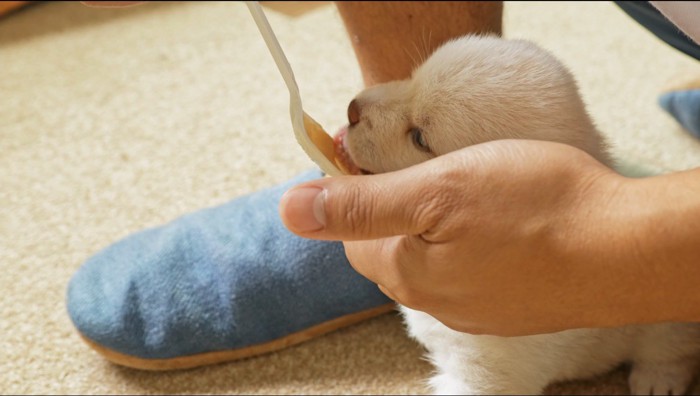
334 35 700 395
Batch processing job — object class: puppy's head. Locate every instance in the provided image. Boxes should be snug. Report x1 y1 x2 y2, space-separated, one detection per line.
336 35 609 174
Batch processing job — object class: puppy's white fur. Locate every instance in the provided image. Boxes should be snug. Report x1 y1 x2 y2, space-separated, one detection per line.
345 35 700 395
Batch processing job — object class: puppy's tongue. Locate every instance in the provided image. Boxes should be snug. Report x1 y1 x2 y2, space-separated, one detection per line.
333 126 363 175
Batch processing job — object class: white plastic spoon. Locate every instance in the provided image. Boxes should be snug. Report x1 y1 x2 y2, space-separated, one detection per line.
245 1 344 176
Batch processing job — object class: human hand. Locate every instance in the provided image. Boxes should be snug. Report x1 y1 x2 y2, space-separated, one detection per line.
279 139 656 336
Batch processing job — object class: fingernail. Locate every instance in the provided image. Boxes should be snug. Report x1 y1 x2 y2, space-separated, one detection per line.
282 186 327 232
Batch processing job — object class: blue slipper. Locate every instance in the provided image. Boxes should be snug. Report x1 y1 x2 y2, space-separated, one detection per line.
659 89 700 139
66 169 393 370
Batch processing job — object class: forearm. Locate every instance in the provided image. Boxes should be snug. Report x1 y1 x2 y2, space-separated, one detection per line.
577 167 700 328
625 168 700 323
334 1 503 87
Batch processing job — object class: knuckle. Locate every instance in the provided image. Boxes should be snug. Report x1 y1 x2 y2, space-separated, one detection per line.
414 189 453 228
329 182 375 235
410 171 463 238
343 196 374 235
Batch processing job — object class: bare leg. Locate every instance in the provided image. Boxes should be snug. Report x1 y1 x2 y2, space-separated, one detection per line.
334 1 503 87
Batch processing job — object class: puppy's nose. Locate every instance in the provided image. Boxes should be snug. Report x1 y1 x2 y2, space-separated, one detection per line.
348 99 361 126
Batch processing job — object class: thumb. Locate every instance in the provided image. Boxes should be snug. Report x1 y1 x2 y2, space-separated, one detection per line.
279 166 450 241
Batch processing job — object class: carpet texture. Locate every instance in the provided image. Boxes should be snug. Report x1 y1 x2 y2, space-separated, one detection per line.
2 1 700 394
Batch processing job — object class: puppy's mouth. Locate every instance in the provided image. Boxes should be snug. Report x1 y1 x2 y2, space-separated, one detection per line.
333 126 373 175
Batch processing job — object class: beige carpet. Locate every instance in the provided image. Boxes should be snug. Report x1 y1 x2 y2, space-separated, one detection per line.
2 1 700 394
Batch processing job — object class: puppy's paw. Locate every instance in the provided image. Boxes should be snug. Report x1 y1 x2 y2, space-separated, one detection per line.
629 361 695 395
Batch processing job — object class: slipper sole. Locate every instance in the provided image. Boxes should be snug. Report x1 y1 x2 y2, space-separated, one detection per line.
79 303 396 370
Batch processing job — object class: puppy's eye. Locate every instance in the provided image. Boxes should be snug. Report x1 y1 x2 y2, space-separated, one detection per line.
410 127 430 152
